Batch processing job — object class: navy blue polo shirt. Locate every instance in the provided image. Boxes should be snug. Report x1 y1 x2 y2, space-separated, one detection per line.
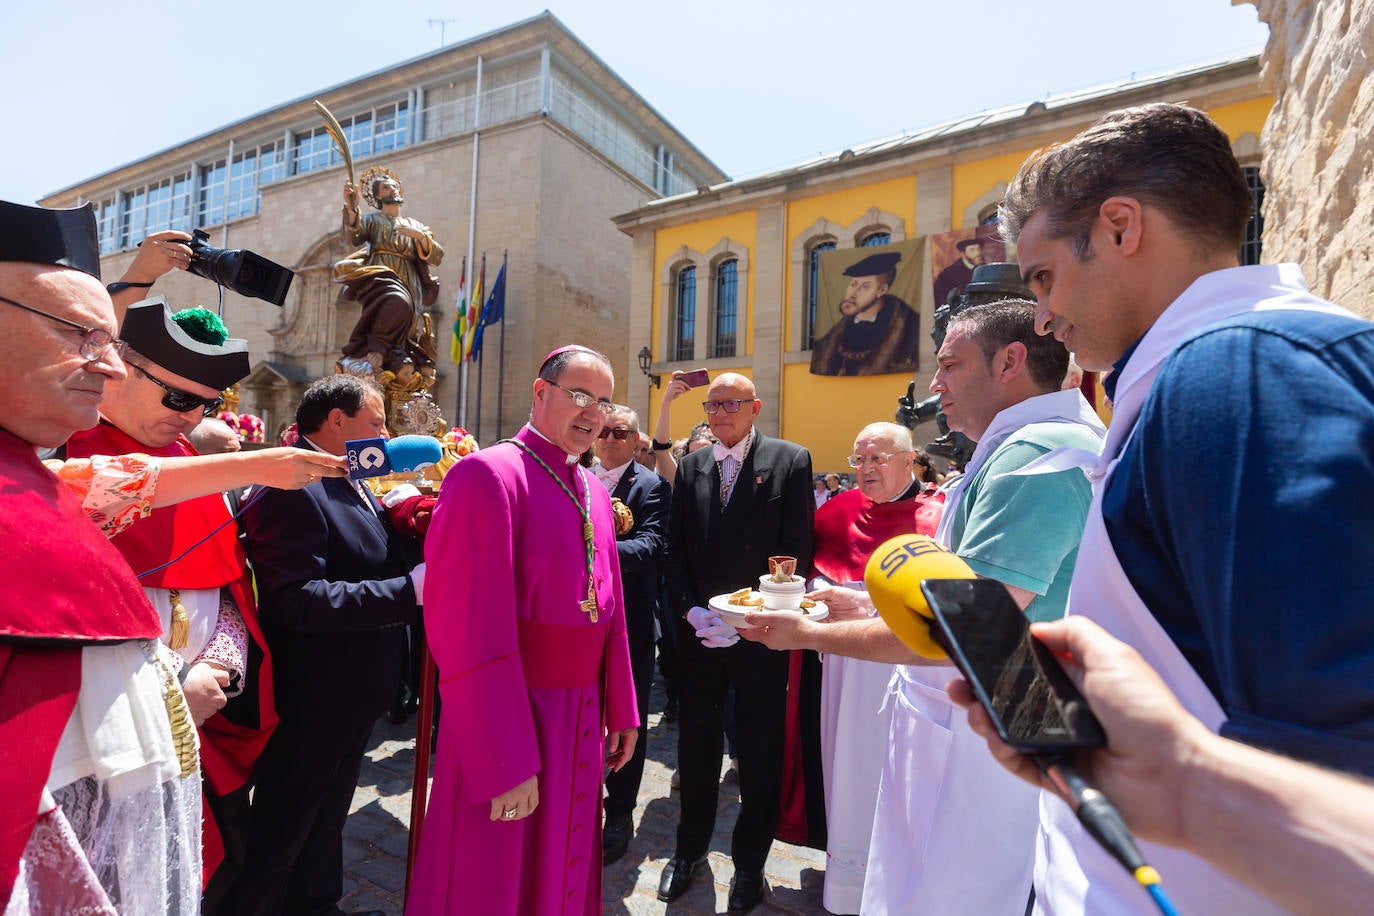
1102 308 1374 775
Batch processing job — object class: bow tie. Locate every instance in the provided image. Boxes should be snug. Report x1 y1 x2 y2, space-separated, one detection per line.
713 439 747 463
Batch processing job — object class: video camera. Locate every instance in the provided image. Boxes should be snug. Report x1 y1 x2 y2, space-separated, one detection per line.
187 229 294 306
895 263 1034 466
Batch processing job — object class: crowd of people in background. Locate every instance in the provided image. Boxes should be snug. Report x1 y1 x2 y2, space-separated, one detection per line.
3 98 1374 916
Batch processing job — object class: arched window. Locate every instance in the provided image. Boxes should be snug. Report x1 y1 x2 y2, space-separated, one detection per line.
1240 166 1265 267
713 259 738 358
805 240 836 348
672 266 696 361
859 230 891 247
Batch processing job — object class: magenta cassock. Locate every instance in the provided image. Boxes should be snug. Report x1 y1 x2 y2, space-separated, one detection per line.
407 426 639 915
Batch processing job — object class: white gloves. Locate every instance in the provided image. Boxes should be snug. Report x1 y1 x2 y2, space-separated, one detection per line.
381 483 422 508
410 562 427 605
686 605 740 648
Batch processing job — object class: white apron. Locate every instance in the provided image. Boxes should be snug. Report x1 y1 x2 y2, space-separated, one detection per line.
862 390 1103 915
1034 264 1350 915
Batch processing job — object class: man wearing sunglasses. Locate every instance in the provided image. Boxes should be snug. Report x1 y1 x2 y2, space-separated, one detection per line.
65 294 275 909
659 372 814 913
593 405 672 864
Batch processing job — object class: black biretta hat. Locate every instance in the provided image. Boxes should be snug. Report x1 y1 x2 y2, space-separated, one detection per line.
843 251 902 278
121 296 250 391
0 200 102 280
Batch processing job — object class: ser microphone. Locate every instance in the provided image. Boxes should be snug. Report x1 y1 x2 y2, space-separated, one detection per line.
863 534 976 659
345 435 444 480
865 536 1183 916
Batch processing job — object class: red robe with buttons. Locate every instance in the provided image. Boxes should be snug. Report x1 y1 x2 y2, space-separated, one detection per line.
407 426 638 915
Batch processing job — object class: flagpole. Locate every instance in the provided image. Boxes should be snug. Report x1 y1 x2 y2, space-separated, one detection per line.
458 55 483 431
496 251 508 439
475 343 484 440
473 253 486 440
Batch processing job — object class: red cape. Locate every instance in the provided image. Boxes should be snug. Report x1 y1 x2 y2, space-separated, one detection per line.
776 484 944 848
66 422 278 883
0 428 163 910
812 485 945 584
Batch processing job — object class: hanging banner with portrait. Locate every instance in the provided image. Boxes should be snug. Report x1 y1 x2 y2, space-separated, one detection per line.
810 238 924 377
930 227 1012 309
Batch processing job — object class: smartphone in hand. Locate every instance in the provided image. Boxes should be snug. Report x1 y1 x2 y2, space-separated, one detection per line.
677 369 710 388
920 578 1107 754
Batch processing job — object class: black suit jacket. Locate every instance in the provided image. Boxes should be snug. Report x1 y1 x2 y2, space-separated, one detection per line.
663 431 814 617
609 461 672 652
242 474 422 721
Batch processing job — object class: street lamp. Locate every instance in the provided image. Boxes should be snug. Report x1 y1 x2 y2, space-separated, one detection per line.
637 346 660 388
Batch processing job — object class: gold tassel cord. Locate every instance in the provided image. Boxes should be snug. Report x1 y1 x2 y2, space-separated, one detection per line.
167 588 189 650
146 641 199 779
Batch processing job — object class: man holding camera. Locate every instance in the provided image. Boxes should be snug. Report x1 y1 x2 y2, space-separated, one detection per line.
65 295 275 906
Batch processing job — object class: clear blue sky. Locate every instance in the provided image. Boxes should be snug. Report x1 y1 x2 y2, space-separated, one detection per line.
5 1 1269 204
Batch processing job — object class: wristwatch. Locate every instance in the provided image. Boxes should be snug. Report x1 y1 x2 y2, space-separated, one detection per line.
652 439 673 451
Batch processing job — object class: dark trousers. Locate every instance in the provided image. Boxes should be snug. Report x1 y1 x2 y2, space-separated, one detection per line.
655 585 679 707
217 708 378 915
673 619 789 874
604 631 656 819
200 781 253 915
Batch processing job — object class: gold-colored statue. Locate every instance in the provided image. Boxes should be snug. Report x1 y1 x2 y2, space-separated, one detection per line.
334 166 444 382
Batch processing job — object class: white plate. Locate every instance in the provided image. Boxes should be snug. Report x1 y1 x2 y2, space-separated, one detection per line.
707 593 829 629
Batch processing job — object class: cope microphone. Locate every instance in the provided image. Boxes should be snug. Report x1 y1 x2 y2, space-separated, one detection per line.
345 435 444 480
863 534 975 659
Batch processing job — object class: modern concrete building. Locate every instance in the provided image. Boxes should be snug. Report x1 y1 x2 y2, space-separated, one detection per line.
614 57 1271 473
41 12 725 442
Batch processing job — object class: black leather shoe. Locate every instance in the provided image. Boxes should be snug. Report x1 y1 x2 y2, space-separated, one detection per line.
727 870 766 913
657 854 706 902
602 813 632 865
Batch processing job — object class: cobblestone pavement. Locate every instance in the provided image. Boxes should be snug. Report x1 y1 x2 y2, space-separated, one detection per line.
340 676 828 915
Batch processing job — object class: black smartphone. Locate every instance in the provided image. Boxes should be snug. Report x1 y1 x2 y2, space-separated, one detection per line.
678 368 710 388
920 578 1106 753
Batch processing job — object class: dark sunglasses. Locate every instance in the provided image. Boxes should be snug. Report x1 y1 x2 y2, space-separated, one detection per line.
598 427 635 441
134 364 224 416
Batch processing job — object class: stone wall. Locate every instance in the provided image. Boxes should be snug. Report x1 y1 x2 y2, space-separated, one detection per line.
1245 0 1374 316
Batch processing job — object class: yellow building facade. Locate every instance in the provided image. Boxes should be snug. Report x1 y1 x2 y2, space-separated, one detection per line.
616 58 1271 474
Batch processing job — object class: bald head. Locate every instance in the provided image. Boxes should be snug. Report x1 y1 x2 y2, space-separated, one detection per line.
703 372 760 448
0 262 126 447
189 417 241 454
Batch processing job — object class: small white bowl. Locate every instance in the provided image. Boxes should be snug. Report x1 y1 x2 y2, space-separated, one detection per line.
758 574 805 610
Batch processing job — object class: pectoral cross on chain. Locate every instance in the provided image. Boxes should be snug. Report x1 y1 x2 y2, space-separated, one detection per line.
580 520 599 622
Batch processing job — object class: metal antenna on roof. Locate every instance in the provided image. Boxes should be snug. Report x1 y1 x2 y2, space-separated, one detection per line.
428 17 459 47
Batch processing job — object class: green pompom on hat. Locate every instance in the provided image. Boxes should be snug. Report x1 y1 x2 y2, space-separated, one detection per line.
170 307 229 346
120 296 250 390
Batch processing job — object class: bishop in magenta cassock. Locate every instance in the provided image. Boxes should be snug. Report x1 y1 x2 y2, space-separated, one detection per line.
408 345 639 915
